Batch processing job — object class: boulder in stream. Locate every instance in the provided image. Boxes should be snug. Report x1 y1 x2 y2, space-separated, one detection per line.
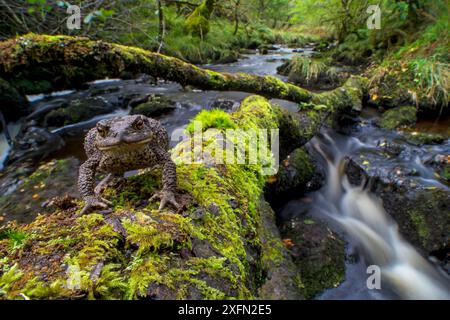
279 209 346 299
130 94 176 117
44 97 117 127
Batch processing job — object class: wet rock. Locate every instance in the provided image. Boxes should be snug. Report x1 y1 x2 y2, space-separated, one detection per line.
130 94 176 117
345 158 450 254
265 148 316 205
26 99 68 122
214 54 239 64
192 238 218 258
258 46 270 55
0 158 79 226
44 97 116 127
6 124 65 165
279 214 345 299
209 99 239 112
0 78 30 122
88 85 120 96
257 200 304 300
378 106 417 130
401 130 446 146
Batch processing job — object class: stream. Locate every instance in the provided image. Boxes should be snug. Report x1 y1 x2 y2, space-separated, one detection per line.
0 45 449 300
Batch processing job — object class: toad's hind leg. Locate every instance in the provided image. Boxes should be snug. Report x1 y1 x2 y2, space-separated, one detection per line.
94 173 122 195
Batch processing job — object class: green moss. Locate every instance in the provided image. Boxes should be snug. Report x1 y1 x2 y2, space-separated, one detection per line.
0 229 28 251
185 109 237 134
379 106 417 130
273 148 315 195
409 210 430 247
280 215 345 299
439 164 450 181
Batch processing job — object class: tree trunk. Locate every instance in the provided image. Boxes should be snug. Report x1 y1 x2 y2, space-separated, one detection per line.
156 0 165 53
233 0 240 35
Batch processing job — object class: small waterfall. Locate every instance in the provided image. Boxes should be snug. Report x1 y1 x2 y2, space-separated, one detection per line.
0 123 21 170
312 133 450 300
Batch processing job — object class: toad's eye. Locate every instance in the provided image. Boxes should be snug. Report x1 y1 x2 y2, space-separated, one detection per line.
134 118 145 130
96 124 109 137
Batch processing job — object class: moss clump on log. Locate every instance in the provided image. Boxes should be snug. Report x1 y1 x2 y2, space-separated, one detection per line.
0 95 313 300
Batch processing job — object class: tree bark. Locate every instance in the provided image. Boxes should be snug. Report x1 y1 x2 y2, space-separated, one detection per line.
156 0 165 53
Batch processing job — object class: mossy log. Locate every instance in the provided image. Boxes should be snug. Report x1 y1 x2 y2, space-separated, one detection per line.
0 34 367 113
1 95 324 300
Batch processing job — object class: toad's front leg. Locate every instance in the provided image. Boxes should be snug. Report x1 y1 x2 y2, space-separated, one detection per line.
150 147 180 211
78 157 112 214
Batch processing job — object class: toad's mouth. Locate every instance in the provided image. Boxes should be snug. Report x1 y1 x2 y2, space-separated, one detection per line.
96 137 153 151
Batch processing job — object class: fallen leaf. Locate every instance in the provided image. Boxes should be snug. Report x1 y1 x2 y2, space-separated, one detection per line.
282 239 294 249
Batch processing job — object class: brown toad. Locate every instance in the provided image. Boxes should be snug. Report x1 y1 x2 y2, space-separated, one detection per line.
78 115 178 214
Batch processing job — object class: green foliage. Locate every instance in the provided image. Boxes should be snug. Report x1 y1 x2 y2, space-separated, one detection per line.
409 58 449 107
185 0 215 37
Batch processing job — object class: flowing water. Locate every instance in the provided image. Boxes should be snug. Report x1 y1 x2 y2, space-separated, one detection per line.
307 131 450 299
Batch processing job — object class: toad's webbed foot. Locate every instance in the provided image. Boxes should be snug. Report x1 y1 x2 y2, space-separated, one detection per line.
149 190 180 211
80 195 112 215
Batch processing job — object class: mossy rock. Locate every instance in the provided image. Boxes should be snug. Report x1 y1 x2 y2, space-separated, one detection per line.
402 130 445 145
130 94 176 117
44 97 116 127
265 148 315 203
280 216 346 299
439 164 450 182
379 106 417 130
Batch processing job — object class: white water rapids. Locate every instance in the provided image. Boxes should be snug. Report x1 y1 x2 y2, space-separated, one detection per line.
312 133 450 300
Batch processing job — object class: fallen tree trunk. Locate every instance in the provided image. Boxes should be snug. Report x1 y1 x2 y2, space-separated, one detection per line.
0 93 354 300
0 96 297 299
0 34 366 112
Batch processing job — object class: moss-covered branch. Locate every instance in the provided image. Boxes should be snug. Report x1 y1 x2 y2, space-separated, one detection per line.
0 34 366 111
